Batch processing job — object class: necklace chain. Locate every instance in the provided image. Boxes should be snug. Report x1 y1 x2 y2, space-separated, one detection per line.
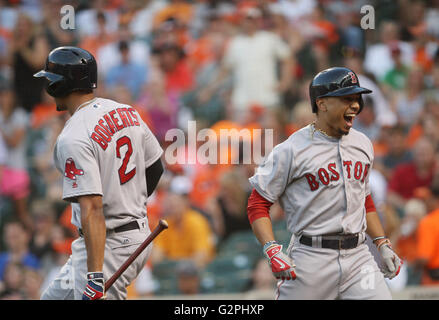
311 121 334 138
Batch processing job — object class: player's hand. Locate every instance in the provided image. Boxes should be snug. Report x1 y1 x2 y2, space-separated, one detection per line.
82 272 105 300
377 239 403 279
263 242 296 280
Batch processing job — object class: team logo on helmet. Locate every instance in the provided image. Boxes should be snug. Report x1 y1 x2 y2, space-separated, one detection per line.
348 71 357 84
64 158 84 188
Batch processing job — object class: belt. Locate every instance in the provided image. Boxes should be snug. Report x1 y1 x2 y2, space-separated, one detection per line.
300 234 359 250
78 221 139 237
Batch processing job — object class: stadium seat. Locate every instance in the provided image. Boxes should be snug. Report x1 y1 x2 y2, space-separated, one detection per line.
151 260 179 278
218 231 260 256
151 260 180 295
153 277 179 295
205 253 255 274
201 270 252 293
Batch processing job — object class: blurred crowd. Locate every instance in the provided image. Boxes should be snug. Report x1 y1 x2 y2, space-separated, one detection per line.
0 0 439 299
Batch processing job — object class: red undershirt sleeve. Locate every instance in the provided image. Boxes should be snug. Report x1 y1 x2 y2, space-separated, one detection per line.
365 194 377 213
247 189 274 224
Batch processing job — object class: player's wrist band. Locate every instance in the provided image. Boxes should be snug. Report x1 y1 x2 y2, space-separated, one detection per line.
263 240 278 252
372 236 387 243
87 272 104 280
373 236 391 249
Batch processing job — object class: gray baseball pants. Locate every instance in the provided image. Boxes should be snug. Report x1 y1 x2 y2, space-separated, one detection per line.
276 233 392 300
41 218 151 300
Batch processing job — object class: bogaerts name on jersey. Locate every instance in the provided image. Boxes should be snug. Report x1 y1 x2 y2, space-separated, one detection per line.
91 107 140 150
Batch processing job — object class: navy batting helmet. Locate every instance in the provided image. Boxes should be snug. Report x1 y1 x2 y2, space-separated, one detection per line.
309 67 372 113
33 46 97 98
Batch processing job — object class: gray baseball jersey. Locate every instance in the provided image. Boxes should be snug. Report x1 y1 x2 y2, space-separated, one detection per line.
249 124 393 300
249 124 373 237
54 97 163 230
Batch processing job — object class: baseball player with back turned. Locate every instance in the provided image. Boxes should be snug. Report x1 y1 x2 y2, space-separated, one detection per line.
247 67 402 299
34 47 164 300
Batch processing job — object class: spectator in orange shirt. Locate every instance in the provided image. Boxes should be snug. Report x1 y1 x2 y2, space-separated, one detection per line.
189 164 227 212
390 199 427 285
187 120 242 211
185 13 229 73
154 42 194 94
415 187 439 285
153 0 194 32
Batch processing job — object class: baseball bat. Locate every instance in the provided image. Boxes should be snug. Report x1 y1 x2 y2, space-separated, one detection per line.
105 219 168 291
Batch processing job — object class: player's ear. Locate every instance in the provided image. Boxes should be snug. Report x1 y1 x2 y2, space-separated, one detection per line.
316 98 327 113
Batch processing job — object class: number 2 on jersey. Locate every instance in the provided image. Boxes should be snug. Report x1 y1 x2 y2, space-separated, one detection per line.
116 136 136 184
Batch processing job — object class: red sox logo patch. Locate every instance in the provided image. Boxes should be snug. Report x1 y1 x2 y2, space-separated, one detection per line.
64 158 84 188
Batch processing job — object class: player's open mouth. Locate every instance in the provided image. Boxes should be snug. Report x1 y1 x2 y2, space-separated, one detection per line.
343 114 356 128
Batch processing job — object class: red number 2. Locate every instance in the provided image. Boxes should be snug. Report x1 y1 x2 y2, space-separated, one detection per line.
116 136 136 184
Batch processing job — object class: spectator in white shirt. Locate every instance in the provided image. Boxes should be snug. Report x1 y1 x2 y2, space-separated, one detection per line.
345 52 398 127
201 6 292 123
364 21 414 81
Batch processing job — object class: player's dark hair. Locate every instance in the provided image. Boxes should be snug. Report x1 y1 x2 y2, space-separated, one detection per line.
74 88 93 95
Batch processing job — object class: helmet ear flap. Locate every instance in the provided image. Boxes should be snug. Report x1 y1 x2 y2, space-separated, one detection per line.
46 77 69 97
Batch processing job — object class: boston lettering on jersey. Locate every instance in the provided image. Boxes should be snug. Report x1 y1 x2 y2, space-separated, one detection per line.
305 161 370 191
91 107 140 150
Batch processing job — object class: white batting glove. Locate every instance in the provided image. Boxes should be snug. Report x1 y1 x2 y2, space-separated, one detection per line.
377 239 403 279
263 241 296 280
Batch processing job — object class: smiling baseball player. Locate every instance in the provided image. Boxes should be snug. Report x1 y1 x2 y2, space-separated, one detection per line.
247 67 402 299
34 46 164 300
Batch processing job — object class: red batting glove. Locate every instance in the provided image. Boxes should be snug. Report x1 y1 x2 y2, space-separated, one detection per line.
263 241 296 280
82 272 105 300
